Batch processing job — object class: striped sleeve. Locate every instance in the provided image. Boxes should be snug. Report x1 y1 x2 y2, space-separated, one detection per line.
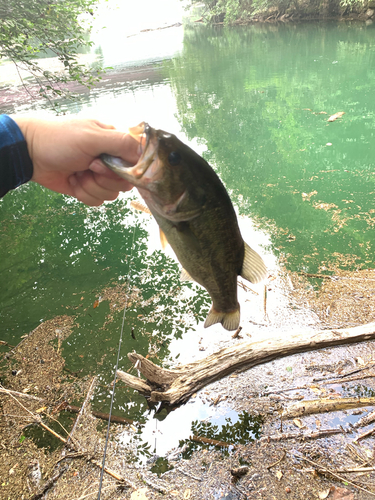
0 115 33 198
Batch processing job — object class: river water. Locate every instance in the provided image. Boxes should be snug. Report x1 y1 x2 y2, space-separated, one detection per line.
1 19 374 458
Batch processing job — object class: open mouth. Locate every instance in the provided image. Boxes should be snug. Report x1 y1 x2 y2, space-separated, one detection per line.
100 122 157 181
128 122 150 152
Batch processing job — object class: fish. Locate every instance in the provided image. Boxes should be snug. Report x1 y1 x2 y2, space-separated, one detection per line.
100 122 266 331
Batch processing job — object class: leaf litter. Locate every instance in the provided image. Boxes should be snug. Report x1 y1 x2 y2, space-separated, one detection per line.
1 266 375 499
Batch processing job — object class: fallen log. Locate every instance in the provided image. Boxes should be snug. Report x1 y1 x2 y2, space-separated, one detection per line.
117 322 375 405
282 397 375 419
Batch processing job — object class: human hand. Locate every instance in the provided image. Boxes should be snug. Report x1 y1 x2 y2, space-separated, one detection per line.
13 117 140 206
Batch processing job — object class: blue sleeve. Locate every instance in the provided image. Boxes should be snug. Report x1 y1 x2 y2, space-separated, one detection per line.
0 115 33 198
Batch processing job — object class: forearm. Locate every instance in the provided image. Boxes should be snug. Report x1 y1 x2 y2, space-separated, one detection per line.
0 114 33 198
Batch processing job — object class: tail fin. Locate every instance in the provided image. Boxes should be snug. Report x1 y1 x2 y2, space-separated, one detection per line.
204 305 240 331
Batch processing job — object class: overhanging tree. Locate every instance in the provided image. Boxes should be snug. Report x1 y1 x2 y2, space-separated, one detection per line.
188 0 367 24
0 0 103 103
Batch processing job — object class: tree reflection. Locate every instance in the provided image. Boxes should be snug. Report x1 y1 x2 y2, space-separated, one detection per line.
165 23 375 272
0 183 210 417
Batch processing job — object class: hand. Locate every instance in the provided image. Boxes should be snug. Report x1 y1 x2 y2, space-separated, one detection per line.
13 117 140 206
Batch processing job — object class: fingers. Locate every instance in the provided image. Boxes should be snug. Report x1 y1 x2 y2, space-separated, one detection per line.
91 120 116 131
68 170 133 206
89 127 141 165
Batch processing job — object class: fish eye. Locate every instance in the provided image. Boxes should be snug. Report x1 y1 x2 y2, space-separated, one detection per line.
168 151 181 167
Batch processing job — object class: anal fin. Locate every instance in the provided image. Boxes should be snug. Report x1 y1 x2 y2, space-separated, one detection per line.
180 268 193 281
240 242 267 284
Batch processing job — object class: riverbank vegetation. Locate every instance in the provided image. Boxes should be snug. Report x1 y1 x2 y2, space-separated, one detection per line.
0 0 102 103
188 0 375 23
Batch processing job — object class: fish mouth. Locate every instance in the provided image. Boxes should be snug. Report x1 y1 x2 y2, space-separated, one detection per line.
122 122 157 180
100 122 158 183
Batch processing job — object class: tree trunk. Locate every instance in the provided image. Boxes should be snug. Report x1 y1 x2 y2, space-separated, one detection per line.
117 322 375 406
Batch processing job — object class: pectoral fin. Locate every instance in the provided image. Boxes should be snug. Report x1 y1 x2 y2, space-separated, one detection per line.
240 242 267 284
180 268 193 281
130 200 151 215
159 228 169 250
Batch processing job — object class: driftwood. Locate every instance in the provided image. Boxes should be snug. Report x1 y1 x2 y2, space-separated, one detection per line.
117 322 375 405
354 426 375 442
282 397 375 419
353 407 375 428
259 428 345 443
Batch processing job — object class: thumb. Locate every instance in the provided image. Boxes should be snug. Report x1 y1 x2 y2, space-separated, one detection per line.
92 125 140 164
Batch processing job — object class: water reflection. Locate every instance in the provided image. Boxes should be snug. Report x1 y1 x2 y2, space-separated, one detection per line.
1 21 375 460
119 403 262 464
0 182 211 420
166 22 375 273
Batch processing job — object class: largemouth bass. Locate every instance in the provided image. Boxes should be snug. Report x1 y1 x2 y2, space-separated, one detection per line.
101 122 266 331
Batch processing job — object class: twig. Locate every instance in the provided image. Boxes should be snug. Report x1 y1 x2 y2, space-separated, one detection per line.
30 464 69 500
300 455 375 497
140 473 168 494
353 408 375 429
313 362 375 382
40 422 67 443
259 428 345 443
0 340 14 347
298 271 375 282
354 426 375 442
56 452 86 464
262 367 374 395
266 450 286 469
263 285 267 318
238 280 258 294
282 397 375 419
174 467 203 481
232 326 242 339
337 467 375 473
67 376 97 445
64 404 134 425
191 434 235 448
90 458 136 488
0 386 44 401
320 373 375 385
346 443 370 465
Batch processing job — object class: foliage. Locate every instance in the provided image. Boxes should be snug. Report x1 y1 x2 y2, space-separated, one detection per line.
0 0 102 104
187 0 367 23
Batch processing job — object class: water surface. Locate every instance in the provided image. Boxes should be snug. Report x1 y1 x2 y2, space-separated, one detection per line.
1 20 374 456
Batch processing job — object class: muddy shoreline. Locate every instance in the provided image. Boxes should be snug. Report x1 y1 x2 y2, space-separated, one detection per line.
1 269 375 499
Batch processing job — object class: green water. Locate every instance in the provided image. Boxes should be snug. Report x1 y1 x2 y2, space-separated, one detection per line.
167 22 375 272
1 21 374 445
